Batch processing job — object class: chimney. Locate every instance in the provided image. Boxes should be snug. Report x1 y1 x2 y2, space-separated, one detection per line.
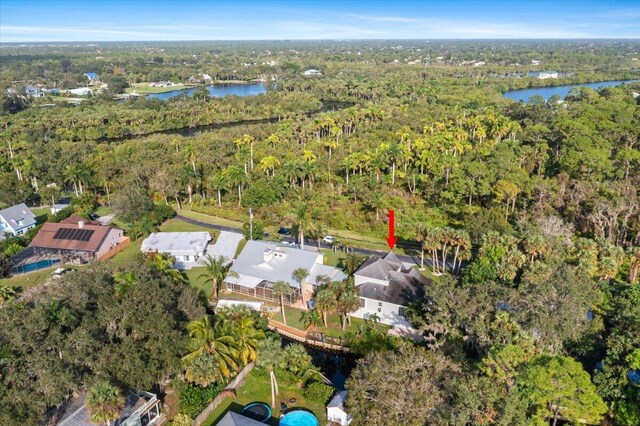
78 220 84 229
263 247 274 263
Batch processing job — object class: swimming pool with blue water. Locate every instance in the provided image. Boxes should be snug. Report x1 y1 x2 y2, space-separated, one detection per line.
279 410 319 426
12 259 60 274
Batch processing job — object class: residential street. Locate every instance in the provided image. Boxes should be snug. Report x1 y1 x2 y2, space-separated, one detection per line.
175 214 423 266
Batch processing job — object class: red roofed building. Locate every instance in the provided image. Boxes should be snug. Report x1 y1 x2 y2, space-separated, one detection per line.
29 215 126 264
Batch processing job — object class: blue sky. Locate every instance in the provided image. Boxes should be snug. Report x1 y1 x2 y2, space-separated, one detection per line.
1 0 639 42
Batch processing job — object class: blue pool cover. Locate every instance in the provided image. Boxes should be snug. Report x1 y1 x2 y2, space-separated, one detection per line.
279 410 319 426
242 402 271 423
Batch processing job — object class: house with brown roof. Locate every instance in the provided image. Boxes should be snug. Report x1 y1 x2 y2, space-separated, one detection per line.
352 252 430 326
29 215 125 264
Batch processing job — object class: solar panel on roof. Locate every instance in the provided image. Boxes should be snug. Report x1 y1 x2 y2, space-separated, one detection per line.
52 227 95 241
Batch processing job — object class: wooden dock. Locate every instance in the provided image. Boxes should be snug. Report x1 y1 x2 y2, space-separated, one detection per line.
267 319 350 353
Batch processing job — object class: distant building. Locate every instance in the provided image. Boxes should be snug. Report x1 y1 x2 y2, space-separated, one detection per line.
531 60 541 65
352 252 430 326
25 85 46 98
68 87 93 96
531 71 559 79
57 390 162 426
303 69 322 76
50 198 71 215
327 390 353 425
141 232 212 268
202 73 213 82
0 203 37 238
83 72 100 84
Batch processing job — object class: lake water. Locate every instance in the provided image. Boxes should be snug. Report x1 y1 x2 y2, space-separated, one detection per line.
146 83 267 100
503 80 639 103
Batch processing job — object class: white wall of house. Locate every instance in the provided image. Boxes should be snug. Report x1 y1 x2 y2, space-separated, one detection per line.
327 407 352 425
352 296 410 327
0 218 35 237
95 228 124 258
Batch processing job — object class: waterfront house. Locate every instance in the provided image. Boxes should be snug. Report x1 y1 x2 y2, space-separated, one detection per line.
141 231 212 268
352 252 430 326
57 390 162 426
29 215 125 263
0 203 37 238
224 240 345 304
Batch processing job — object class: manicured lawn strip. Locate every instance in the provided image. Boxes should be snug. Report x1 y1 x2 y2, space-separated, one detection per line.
234 239 247 258
94 206 113 216
179 209 244 229
201 368 327 426
2 266 57 290
126 83 197 94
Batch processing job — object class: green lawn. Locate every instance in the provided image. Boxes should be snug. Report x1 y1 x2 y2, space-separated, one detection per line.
1 266 57 291
273 303 381 339
94 206 113 216
126 82 196 94
202 368 327 426
178 209 244 229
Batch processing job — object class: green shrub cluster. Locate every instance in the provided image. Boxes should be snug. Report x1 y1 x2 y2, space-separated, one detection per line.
178 382 225 418
303 381 335 404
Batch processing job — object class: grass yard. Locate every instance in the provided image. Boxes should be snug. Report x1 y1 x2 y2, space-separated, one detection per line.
1 266 58 290
273 303 381 339
178 209 244 229
202 368 327 426
126 82 196 94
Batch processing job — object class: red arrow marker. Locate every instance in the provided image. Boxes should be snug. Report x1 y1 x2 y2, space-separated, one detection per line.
386 209 397 250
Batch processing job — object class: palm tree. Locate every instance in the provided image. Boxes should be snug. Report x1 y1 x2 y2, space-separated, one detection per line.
233 316 266 365
272 281 293 325
223 166 248 207
148 253 186 283
260 155 280 177
256 336 284 408
85 382 124 426
289 202 315 250
315 288 336 327
198 255 237 300
64 165 82 196
182 316 239 386
179 164 200 205
283 344 312 380
207 173 226 207
292 267 309 304
300 310 322 329
338 289 360 329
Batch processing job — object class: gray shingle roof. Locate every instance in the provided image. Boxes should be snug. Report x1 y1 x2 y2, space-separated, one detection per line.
216 411 266 426
0 203 36 232
356 254 430 306
327 390 348 409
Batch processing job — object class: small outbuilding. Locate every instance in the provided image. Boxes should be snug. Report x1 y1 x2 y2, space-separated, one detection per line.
327 390 352 425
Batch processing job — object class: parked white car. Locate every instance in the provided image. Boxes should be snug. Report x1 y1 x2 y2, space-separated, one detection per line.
323 236 336 243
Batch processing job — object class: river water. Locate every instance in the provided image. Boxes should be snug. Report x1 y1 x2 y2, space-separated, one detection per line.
146 83 267 100
503 79 639 102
